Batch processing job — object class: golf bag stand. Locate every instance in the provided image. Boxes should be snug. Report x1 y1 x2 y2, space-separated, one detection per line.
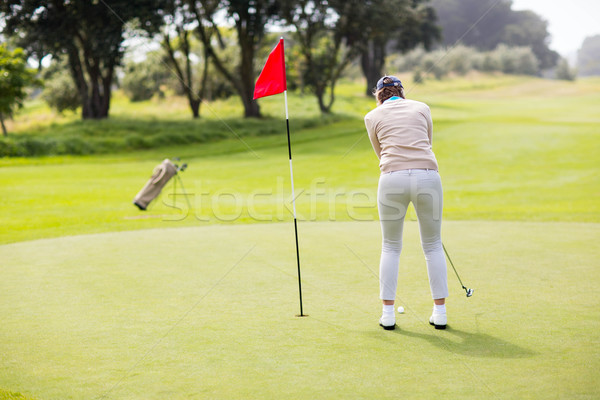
170 158 191 210
133 158 190 210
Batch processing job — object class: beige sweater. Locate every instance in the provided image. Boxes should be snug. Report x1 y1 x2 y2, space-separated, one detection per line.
364 98 439 173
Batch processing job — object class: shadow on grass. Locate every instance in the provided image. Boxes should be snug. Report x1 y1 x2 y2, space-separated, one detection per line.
391 326 536 359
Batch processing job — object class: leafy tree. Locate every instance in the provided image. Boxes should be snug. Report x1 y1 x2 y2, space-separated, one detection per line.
279 0 355 113
0 45 38 136
334 0 440 95
0 0 167 119
430 0 557 69
577 35 600 77
162 0 209 118
189 0 280 118
502 10 558 69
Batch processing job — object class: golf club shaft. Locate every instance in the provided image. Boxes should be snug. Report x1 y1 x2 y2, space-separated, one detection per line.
442 243 466 290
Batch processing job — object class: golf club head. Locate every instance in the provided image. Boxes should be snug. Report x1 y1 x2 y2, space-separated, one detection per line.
466 288 474 297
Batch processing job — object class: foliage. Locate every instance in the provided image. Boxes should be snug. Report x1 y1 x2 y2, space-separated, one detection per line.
0 89 345 157
388 44 540 79
161 0 206 118
41 58 80 114
279 0 355 114
121 52 170 102
430 0 558 69
0 0 168 119
191 0 281 118
501 9 558 69
335 0 440 95
555 58 576 81
0 45 38 136
577 34 600 77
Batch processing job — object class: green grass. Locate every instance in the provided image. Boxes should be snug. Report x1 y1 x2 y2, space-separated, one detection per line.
1 73 599 398
1 75 599 244
0 91 345 157
1 221 598 399
0 389 38 400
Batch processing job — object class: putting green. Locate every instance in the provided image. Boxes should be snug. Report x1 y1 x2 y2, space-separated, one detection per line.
1 220 598 399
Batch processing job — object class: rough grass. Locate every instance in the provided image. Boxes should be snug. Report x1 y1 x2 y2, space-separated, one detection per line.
0 91 345 157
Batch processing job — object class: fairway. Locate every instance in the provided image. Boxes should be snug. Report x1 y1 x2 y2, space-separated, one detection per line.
1 220 599 399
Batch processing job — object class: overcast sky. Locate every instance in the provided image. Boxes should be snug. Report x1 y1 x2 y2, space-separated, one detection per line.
511 0 600 56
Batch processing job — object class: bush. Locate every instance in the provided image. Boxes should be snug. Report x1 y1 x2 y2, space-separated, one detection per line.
388 44 541 79
446 45 478 75
488 45 540 75
121 55 170 102
41 65 80 114
555 58 576 81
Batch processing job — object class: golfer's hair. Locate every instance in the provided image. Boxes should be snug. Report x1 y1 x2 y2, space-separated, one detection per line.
374 77 405 105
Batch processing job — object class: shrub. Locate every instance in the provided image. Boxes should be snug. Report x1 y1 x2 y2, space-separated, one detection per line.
121 56 169 102
388 44 541 77
555 58 576 81
42 72 81 114
446 45 477 75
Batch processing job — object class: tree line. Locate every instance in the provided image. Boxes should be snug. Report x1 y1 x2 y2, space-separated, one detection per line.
1 0 558 122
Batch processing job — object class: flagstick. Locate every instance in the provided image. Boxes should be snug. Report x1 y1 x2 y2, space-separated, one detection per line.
284 90 305 317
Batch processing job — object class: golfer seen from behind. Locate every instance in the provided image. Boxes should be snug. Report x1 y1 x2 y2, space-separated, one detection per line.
364 76 449 330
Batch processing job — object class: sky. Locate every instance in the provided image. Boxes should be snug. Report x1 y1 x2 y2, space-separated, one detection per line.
511 0 600 57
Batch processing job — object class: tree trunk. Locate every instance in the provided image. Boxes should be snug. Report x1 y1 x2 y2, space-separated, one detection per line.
0 113 7 137
361 39 387 96
315 85 331 114
67 44 111 119
237 24 261 118
190 99 200 118
163 32 202 119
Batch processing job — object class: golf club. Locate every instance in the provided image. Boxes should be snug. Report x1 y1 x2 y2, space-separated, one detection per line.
442 243 474 297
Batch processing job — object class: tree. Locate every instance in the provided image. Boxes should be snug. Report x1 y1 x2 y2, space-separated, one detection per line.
577 35 600 77
0 45 37 136
430 0 558 69
162 0 209 118
555 57 576 81
333 0 440 95
1 0 167 119
430 0 513 49
189 0 280 118
502 10 558 69
279 0 356 113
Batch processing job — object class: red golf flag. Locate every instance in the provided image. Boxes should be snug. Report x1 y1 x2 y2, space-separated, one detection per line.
253 39 287 99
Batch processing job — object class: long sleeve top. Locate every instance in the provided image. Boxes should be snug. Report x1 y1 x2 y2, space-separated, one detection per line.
364 98 439 173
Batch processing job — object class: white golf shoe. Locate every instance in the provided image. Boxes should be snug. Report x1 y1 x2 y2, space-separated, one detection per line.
379 314 396 330
429 313 447 330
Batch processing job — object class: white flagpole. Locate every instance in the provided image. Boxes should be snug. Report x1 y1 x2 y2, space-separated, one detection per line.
284 89 304 317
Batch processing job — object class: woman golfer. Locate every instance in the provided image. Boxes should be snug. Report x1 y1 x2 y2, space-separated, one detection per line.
364 76 449 330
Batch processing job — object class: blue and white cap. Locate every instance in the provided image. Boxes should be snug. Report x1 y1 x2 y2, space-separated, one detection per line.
376 76 403 90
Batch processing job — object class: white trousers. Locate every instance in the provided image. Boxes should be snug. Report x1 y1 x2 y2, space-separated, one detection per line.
377 169 449 300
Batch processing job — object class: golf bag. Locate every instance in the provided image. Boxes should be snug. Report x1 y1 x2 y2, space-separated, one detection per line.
133 159 178 210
